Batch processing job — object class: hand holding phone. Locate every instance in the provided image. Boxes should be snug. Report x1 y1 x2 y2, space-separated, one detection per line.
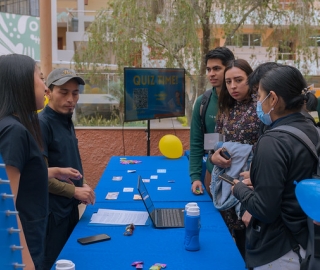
77 233 111 245
218 173 235 186
220 147 231 160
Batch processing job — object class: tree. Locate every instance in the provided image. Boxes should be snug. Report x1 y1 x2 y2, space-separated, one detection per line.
74 0 318 125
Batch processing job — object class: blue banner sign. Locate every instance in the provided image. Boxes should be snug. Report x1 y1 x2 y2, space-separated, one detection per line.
124 68 185 122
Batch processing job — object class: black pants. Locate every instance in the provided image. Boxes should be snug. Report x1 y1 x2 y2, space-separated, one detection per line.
220 209 246 260
233 227 246 260
42 205 79 270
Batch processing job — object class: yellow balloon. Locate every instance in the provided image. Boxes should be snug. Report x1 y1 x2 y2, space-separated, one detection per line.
37 95 49 113
159 135 183 159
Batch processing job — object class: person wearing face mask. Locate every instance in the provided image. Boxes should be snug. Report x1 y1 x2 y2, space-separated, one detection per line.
256 92 273 125
232 65 317 270
248 62 318 131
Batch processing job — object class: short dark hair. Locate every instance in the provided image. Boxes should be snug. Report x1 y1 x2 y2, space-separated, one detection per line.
260 65 307 111
205 47 235 66
0 54 42 148
218 59 253 115
247 62 284 91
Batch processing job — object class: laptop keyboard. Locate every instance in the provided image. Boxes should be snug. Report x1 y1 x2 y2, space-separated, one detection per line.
160 209 183 227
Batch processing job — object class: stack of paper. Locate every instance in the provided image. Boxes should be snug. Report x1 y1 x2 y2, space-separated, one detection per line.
90 209 149 225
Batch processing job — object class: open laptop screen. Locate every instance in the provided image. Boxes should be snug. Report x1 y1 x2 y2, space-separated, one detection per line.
137 175 155 219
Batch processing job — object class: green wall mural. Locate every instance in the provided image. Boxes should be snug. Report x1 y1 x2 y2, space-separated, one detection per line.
0 12 40 60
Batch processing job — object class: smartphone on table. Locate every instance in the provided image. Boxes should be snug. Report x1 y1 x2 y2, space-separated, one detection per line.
220 147 231 160
77 233 111 245
218 173 235 186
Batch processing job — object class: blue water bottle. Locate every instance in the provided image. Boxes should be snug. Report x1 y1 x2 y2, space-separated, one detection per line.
184 205 200 251
184 202 198 224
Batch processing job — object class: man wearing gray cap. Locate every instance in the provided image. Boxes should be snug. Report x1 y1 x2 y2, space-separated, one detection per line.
39 68 95 270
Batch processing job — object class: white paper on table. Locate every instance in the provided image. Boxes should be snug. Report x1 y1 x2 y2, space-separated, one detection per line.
90 208 149 225
123 187 134 192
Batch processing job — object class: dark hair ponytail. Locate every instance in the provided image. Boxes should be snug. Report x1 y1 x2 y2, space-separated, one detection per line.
260 66 307 111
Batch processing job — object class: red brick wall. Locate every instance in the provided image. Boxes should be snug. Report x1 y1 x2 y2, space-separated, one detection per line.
75 128 190 188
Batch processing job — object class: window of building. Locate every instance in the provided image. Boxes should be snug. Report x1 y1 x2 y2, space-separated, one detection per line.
226 34 262 47
30 0 39 16
277 40 294 60
0 0 39 16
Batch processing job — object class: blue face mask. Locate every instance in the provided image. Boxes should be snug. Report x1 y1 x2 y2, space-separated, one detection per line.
256 93 273 125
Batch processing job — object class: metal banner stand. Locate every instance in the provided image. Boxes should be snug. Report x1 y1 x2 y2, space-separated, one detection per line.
0 157 24 268
145 120 151 156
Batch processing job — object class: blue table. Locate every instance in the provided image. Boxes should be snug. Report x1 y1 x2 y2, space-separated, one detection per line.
104 156 190 171
54 202 245 270
55 156 245 269
94 156 212 203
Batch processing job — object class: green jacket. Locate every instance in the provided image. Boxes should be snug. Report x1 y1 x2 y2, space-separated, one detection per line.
189 88 219 183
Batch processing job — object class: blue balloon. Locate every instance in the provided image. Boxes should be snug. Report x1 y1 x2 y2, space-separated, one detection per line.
295 179 320 222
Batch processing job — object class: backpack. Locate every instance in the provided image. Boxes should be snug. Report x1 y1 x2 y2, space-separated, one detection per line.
199 89 212 134
269 125 320 177
268 125 320 269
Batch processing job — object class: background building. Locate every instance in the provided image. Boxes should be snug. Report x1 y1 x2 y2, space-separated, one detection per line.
0 0 319 191
1 0 320 125
0 0 39 16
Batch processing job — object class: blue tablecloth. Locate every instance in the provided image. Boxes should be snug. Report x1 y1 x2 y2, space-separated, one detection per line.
95 169 211 203
94 156 211 202
105 155 190 171
54 202 245 270
54 156 245 269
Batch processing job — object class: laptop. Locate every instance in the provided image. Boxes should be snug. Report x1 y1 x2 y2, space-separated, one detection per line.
204 133 225 151
137 175 184 228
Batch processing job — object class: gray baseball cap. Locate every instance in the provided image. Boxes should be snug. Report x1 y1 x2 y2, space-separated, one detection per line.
46 68 85 87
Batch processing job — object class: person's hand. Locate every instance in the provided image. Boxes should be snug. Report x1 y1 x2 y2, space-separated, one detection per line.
241 211 252 227
74 184 95 205
191 180 203 195
210 148 232 168
242 178 254 190
240 171 250 180
49 167 82 183
231 179 239 194
231 178 253 194
58 167 82 181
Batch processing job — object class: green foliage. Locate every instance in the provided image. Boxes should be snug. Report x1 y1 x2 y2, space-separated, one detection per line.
75 114 119 126
75 114 147 127
123 121 147 127
73 0 319 126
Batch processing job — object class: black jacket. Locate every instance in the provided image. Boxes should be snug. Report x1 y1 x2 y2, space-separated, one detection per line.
233 113 318 268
